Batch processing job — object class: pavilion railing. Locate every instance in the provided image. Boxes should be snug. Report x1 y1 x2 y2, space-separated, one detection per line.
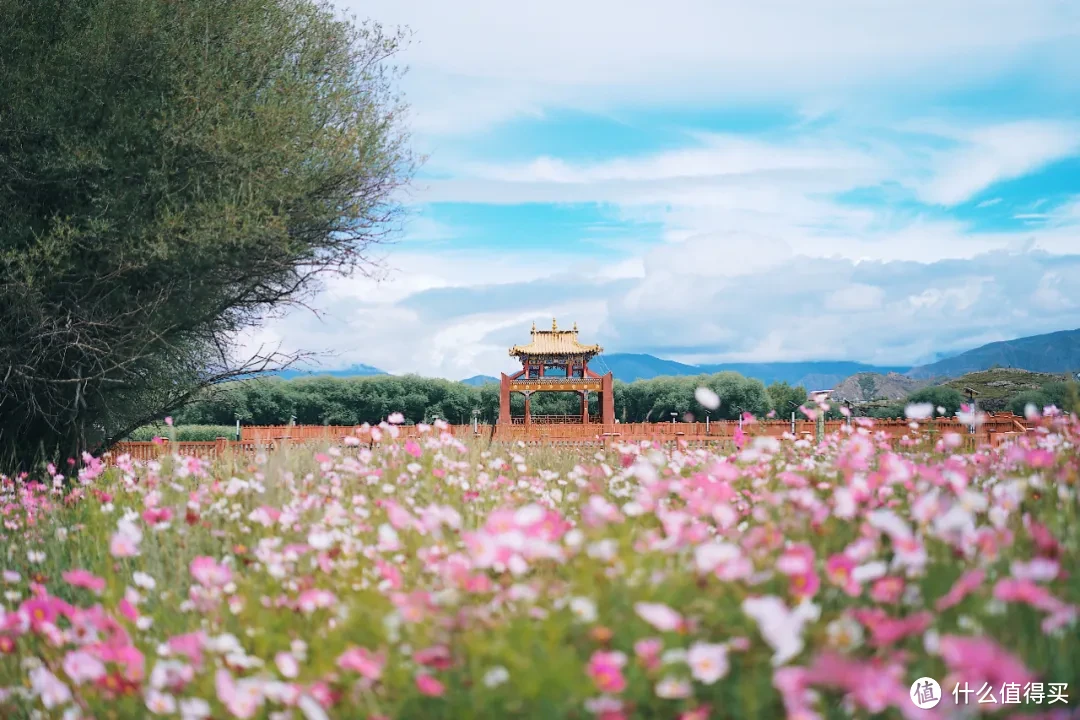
510 414 602 425
509 377 592 385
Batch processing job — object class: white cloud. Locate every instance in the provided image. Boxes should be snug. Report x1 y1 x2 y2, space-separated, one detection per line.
348 0 1080 135
470 134 878 184
915 121 1080 206
228 1 1080 378
825 284 886 312
245 236 1080 378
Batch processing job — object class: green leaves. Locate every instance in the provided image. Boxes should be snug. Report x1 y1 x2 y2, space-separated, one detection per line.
0 0 415 463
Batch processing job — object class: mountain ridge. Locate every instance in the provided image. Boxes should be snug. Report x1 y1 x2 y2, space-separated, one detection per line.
906 328 1080 379
268 328 1080 388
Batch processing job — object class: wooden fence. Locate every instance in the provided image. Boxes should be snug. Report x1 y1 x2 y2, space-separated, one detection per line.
106 415 1032 463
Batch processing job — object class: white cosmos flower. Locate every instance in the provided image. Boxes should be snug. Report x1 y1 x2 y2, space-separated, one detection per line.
687 642 729 684
905 403 934 421
483 666 510 688
695 387 720 410
742 595 818 666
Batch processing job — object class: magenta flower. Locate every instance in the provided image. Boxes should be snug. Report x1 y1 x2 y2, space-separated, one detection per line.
337 647 384 680
415 674 445 696
935 568 985 611
62 569 106 595
587 650 628 694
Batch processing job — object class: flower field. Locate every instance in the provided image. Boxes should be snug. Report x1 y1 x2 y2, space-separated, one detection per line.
2 411 1079 719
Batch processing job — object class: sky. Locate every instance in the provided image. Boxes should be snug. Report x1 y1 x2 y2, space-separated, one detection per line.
241 0 1080 381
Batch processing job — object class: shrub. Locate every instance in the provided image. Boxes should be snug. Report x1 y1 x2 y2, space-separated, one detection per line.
127 425 237 442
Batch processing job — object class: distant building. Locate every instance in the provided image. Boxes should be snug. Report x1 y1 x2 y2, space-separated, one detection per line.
498 319 615 426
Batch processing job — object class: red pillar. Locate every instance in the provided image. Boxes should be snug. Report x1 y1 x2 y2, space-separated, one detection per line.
581 391 589 424
524 391 532 427
601 372 615 426
499 374 511 425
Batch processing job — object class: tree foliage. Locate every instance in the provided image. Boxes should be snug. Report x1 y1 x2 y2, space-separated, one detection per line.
765 381 808 418
0 0 414 462
170 371 774 428
905 386 965 417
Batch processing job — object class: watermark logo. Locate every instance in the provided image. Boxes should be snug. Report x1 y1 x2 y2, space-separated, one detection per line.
911 677 942 709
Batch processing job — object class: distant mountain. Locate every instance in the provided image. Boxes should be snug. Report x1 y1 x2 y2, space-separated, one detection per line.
830 372 932 403
262 328 1080 389
597 354 909 388
275 363 387 380
461 375 498 387
907 328 1080 379
696 361 911 390
595 354 702 381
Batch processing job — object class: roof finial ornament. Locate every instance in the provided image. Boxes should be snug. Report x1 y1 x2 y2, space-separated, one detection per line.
552 317 557 331
572 321 578 333
531 321 536 334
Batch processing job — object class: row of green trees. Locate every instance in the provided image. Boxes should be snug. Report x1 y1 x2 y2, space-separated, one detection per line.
172 373 810 426
166 373 1080 430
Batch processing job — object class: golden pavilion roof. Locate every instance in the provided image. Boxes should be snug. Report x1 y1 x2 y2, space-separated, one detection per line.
509 319 603 358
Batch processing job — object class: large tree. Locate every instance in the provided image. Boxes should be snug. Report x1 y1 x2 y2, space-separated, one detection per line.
0 0 414 462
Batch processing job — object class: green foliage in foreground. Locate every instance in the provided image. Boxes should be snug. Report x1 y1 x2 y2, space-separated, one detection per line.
0 0 414 463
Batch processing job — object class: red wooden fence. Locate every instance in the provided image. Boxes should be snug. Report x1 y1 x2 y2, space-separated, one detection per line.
106 415 1032 463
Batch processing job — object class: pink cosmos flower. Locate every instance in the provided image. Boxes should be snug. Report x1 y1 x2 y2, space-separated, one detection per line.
634 637 663 671
110 531 139 558
1012 558 1060 582
687 642 729 684
337 647 384 680
20 595 70 631
62 569 106 594
94 643 145 682
215 668 263 718
167 631 206 668
142 506 173 526
777 544 820 599
868 576 904 604
415 674 445 697
275 652 299 679
297 589 336 614
413 645 453 670
850 609 932 648
190 557 232 588
825 554 860 596
634 602 684 632
404 440 422 458
803 653 910 716
587 650 628 694
62 649 107 685
935 568 985 611
29 666 71 709
118 597 139 622
939 634 1036 687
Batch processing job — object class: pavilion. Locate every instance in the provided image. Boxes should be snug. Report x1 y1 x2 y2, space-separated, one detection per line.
498 319 615 426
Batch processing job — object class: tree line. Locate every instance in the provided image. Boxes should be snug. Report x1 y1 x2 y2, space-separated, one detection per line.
173 373 810 427
167 371 1080 433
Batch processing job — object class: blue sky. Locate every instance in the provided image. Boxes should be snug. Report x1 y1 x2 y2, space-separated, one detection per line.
241 0 1080 380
